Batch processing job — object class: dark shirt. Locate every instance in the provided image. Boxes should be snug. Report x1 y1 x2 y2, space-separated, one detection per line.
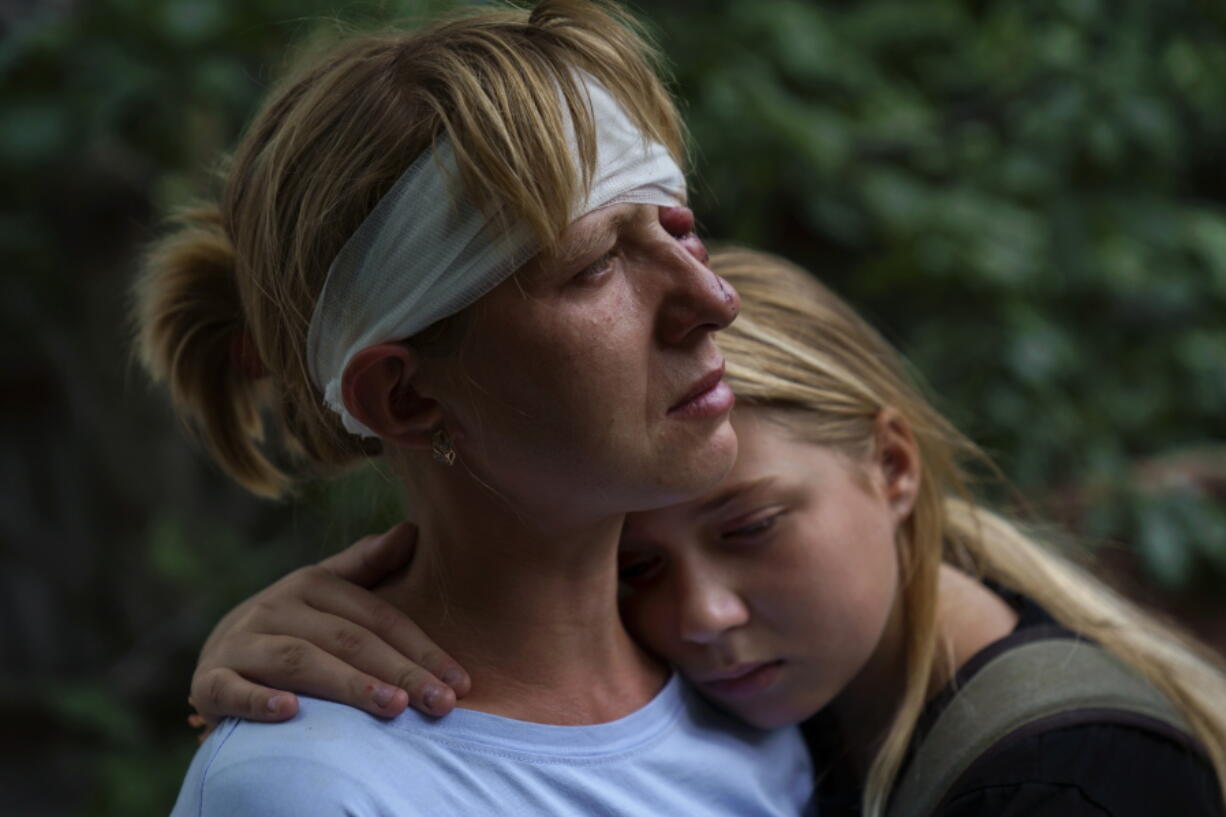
803 589 1224 817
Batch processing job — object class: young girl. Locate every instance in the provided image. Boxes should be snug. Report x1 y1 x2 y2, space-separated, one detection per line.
138 2 815 815
192 248 1226 816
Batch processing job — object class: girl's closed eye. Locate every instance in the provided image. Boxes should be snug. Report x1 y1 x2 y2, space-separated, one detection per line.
720 510 786 542
617 552 665 586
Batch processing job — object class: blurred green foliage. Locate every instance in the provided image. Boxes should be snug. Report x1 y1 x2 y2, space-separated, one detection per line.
1 0 1224 814
659 0 1226 581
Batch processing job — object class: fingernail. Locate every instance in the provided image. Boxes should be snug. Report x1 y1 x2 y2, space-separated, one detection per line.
422 684 444 712
266 695 284 714
441 669 466 689
372 686 396 709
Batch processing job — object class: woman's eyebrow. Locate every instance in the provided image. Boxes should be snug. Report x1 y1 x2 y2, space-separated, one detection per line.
555 210 629 268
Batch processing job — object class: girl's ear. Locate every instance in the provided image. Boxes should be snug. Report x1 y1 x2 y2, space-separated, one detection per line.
873 407 922 522
342 344 443 450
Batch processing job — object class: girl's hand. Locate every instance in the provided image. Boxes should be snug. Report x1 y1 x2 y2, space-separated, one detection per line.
188 522 470 735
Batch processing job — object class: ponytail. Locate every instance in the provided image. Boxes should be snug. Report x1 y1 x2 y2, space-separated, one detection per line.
135 204 288 497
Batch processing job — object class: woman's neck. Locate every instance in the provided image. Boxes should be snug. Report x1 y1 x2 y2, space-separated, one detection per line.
374 468 668 725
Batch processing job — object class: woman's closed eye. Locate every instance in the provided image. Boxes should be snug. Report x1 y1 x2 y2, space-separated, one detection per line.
573 250 616 283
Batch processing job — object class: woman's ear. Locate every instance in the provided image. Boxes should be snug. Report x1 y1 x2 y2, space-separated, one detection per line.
341 344 443 449
873 407 921 522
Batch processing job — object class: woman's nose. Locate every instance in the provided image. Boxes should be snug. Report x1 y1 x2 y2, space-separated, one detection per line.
659 206 709 265
655 207 740 346
678 572 750 645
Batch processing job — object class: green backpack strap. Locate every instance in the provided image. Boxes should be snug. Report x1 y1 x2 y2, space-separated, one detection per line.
887 637 1191 817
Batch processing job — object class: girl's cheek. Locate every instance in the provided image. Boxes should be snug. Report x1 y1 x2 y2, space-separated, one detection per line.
648 598 683 654
622 595 675 653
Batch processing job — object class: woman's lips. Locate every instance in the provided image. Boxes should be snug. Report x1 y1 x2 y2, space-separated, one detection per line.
668 363 735 418
698 660 785 698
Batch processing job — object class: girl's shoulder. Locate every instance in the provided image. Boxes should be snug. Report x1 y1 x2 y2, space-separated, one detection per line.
938 720 1222 817
919 589 1222 817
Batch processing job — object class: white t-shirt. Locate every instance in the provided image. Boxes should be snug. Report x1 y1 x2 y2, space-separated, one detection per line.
170 673 815 816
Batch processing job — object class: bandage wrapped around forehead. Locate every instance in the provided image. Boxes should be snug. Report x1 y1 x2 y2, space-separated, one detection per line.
306 74 687 438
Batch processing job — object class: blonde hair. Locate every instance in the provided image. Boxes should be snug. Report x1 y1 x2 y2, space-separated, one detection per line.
134 0 685 497
710 246 1226 815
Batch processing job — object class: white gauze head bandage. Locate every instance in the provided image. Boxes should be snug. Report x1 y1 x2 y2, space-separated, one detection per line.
306 74 686 438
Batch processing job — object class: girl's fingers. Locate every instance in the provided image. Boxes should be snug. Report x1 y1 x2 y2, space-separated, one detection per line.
189 666 301 726
300 577 471 697
318 522 418 587
234 605 461 716
186 711 218 744
187 522 468 728
219 633 453 718
233 564 470 699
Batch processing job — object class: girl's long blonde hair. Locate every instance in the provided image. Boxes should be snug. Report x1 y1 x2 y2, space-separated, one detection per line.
133 0 685 498
711 247 1226 815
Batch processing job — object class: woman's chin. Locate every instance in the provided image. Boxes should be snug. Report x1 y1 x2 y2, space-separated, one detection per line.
695 416 738 473
651 421 739 506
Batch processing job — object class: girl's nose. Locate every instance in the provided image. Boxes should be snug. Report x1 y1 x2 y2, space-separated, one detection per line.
678 571 750 645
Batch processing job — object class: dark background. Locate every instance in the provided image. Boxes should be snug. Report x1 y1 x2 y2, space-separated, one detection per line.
3 0 1224 814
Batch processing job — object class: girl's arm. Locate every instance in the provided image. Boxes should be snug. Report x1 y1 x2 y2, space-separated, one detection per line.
189 522 470 733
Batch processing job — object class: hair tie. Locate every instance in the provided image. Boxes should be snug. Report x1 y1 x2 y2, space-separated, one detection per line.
230 328 267 381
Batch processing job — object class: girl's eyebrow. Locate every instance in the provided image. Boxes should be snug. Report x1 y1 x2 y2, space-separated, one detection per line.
695 477 776 517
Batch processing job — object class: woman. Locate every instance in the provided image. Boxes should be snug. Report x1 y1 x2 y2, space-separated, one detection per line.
139 3 814 815
192 249 1226 816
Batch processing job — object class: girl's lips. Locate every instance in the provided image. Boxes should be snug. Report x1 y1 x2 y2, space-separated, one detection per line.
698 660 784 698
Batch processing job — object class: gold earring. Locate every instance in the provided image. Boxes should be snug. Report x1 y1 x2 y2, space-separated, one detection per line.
431 428 456 466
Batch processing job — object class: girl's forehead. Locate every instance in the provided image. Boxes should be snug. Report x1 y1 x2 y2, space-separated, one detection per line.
620 409 852 541
622 415 798 536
